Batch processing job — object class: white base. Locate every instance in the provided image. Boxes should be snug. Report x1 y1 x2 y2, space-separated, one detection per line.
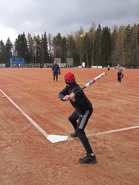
47 134 68 143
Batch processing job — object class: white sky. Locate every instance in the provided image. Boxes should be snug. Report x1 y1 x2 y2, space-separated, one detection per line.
0 0 139 43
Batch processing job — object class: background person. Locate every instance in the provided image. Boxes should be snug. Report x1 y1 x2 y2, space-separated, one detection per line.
107 65 110 71
52 61 61 81
116 63 124 83
58 72 97 164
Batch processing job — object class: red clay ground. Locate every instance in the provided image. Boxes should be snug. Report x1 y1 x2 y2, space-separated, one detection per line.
0 68 139 185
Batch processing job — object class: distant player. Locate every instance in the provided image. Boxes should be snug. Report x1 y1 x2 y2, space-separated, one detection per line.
116 63 124 83
52 61 61 82
107 65 110 71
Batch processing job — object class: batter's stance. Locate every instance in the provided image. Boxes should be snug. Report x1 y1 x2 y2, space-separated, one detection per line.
58 72 97 164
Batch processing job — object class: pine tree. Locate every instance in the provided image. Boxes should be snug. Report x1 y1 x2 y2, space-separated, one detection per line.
94 24 102 66
41 32 49 67
5 38 13 67
101 27 111 67
15 33 30 64
0 40 6 65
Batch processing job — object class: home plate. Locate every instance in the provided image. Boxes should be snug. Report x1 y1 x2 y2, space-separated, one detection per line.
47 134 69 143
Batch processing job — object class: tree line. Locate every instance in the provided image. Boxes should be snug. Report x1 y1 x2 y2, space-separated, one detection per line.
0 23 139 68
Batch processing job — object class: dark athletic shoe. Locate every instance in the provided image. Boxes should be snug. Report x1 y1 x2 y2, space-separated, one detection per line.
79 154 97 164
70 132 78 138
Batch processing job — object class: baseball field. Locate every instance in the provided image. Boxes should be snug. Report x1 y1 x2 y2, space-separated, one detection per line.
0 68 139 185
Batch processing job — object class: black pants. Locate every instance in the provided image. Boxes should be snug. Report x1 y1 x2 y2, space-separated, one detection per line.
68 109 93 154
117 72 122 83
53 72 58 81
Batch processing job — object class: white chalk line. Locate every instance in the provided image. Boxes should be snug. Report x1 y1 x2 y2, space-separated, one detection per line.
89 126 139 137
1 89 139 143
0 89 49 139
68 126 139 141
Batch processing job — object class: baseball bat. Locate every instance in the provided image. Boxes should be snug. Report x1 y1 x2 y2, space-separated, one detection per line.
75 72 106 93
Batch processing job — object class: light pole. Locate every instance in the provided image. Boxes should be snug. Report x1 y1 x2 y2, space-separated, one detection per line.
80 34 84 66
122 28 125 66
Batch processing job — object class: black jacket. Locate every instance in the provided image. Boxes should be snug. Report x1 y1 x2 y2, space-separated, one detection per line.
58 82 92 114
52 63 60 73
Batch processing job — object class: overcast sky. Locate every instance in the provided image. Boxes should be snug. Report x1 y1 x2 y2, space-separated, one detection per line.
0 0 139 43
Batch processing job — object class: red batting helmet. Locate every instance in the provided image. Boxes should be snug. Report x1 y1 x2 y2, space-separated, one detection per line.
64 72 75 85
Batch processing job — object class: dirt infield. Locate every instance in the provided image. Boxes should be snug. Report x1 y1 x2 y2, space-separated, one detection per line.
0 68 139 185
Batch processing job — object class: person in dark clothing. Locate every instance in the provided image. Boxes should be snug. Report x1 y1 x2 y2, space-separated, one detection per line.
58 72 97 164
52 61 61 81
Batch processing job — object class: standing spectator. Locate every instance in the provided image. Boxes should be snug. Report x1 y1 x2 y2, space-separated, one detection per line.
107 65 110 71
116 63 124 84
58 72 97 164
52 61 61 82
